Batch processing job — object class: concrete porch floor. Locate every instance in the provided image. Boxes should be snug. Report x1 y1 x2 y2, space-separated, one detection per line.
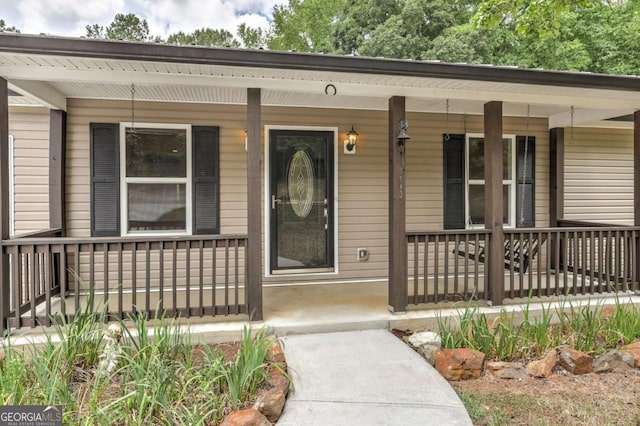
5 280 640 347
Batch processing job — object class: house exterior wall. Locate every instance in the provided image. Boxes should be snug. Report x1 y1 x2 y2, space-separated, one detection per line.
65 98 550 285
8 106 50 235
564 127 634 225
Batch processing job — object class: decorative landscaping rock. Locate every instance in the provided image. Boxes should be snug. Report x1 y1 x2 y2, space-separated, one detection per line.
559 347 593 375
408 331 442 349
267 365 290 393
593 350 636 373
435 348 485 381
221 409 270 426
487 361 527 380
254 386 287 422
417 344 439 366
266 341 286 365
526 350 557 378
620 342 640 368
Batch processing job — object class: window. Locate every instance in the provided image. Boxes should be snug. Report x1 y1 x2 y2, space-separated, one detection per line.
90 123 219 237
443 133 534 230
121 124 191 235
465 134 516 228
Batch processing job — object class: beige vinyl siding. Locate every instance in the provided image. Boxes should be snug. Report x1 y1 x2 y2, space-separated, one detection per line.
565 128 633 225
65 99 549 286
8 106 50 235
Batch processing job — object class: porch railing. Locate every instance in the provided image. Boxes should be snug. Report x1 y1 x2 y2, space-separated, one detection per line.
1 234 248 329
407 225 640 307
406 230 491 304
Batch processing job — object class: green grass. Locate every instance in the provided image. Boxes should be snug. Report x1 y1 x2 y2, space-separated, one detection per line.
0 307 279 425
437 294 640 361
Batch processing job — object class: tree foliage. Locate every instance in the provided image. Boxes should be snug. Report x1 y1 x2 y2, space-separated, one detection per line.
86 13 158 42
0 19 20 33
69 0 640 76
167 28 240 48
268 0 345 52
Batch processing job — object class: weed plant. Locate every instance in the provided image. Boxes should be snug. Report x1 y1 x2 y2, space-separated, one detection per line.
0 304 277 425
437 294 640 361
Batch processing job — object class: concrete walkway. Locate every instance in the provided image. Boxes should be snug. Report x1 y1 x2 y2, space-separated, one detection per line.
277 329 472 426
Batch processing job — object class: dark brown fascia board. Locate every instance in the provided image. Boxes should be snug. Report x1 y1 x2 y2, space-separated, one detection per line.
2 32 640 92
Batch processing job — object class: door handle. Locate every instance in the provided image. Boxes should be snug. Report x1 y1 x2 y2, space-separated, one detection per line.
271 195 282 210
324 207 328 230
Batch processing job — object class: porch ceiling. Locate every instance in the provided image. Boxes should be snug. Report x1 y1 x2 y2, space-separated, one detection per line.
1 34 639 129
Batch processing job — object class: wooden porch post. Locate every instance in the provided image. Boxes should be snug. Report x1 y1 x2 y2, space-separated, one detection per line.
246 88 263 321
634 111 640 292
484 101 504 305
549 127 565 270
388 96 407 313
49 109 67 235
0 78 9 333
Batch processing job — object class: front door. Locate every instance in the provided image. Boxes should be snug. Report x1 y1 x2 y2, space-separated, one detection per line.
269 130 334 274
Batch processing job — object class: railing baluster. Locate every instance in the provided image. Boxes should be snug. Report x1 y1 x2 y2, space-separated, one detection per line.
199 240 204 316
588 231 596 294
117 242 123 320
413 237 418 304
454 234 459 296
234 239 239 315
103 242 109 321
473 233 479 298
145 241 151 318
131 244 137 313
186 240 191 317
44 247 52 327
423 236 429 302
171 240 177 316
434 235 439 303
212 240 217 312
224 239 230 315
160 242 165 315
462 234 469 298
443 235 449 300
29 246 36 327
615 230 622 291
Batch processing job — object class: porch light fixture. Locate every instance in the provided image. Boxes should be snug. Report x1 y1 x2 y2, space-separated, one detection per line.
397 119 410 153
343 126 358 154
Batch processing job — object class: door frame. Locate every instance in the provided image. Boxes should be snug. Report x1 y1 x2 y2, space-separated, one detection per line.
264 125 339 277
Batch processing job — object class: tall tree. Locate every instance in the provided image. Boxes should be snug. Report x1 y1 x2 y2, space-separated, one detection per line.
473 0 596 35
237 23 270 49
86 13 159 42
268 0 345 52
355 0 477 59
0 19 20 33
167 28 240 47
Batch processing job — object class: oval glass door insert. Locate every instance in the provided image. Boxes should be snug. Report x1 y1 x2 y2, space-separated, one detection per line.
287 150 315 218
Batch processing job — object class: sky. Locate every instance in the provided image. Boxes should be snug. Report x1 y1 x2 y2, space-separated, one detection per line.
0 0 283 39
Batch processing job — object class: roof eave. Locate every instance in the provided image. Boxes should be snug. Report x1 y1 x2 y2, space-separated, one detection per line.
2 33 640 93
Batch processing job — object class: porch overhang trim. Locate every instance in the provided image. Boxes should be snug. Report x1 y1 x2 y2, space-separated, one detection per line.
2 33 640 94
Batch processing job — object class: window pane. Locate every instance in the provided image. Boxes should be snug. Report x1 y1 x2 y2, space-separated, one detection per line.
468 137 484 180
503 184 510 225
469 184 484 224
468 184 511 225
126 128 186 177
503 138 512 180
128 183 186 231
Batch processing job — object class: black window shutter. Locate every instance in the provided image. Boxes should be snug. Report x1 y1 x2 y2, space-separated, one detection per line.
443 134 466 229
192 126 220 234
90 123 120 236
516 135 536 228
